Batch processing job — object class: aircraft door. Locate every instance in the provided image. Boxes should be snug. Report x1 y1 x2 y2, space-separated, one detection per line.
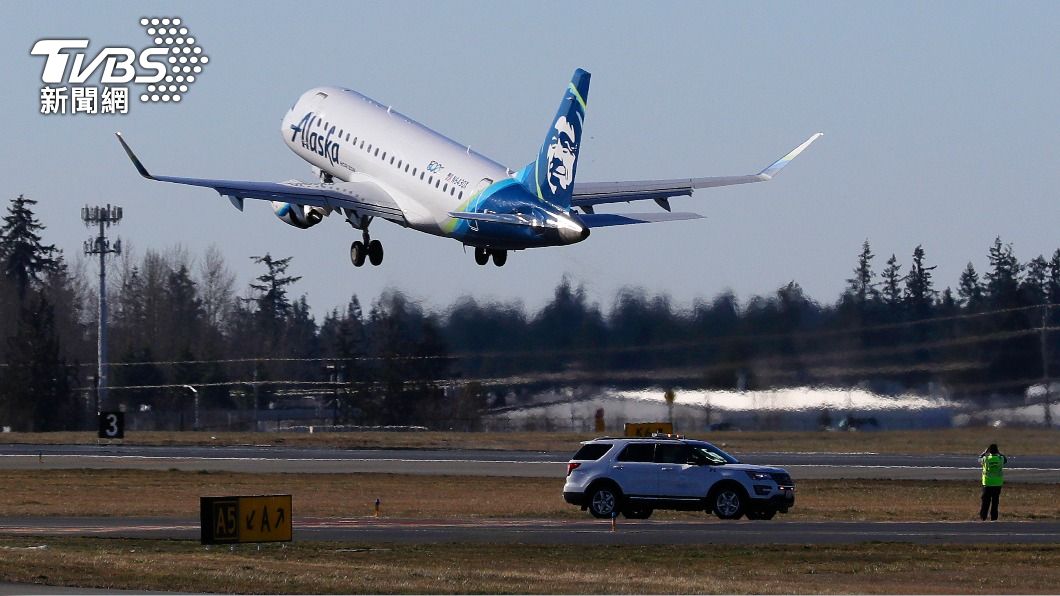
465 178 493 232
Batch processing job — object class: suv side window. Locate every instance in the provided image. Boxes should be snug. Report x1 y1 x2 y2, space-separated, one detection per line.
654 443 690 464
616 443 655 462
572 443 613 461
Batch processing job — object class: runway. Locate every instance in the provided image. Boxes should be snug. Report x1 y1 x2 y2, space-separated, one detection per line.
1 515 1058 545
0 444 1058 482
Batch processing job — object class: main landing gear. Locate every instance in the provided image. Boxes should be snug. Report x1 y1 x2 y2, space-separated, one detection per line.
474 247 507 267
350 230 383 267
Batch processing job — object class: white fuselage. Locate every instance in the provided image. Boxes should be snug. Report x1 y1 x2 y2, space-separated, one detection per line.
280 87 512 236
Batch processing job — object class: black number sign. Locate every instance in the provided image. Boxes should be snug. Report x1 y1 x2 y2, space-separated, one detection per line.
98 411 124 439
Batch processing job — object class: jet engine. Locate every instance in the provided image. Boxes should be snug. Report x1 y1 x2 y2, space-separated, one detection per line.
272 201 329 229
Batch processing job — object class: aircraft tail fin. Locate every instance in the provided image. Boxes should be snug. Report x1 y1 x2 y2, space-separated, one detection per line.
515 68 590 211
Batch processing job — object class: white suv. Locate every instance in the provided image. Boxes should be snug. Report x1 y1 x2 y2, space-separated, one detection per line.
562 436 795 520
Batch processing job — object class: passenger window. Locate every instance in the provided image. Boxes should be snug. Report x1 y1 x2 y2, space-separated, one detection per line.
458 191 463 200
405 164 409 172
382 151 387 160
390 156 395 165
359 141 364 149
572 443 613 461
616 443 655 463
450 187 455 196
374 148 379 157
428 176 433 184
654 444 689 464
443 183 448 192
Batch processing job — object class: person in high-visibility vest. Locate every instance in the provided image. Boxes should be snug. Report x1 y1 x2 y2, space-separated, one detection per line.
978 443 1007 521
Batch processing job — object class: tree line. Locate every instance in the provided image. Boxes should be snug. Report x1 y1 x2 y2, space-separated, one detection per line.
0 195 1057 430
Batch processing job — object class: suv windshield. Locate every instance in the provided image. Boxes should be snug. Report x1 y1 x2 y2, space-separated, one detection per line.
689 442 740 465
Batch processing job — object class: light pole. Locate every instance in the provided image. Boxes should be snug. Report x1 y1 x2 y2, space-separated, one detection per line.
82 204 122 413
1041 305 1052 428
183 385 199 431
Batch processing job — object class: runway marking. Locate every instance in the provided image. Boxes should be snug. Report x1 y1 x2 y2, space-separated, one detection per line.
0 454 566 465
8 454 1057 471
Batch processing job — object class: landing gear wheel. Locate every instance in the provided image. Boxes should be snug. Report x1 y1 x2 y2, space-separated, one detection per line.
474 247 489 266
492 250 507 267
587 485 621 519
350 241 366 267
368 239 384 266
622 507 653 520
712 487 747 520
746 509 776 520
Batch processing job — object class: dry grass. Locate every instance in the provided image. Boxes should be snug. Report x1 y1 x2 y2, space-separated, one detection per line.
0 538 1057 594
2 427 1058 455
0 470 1057 521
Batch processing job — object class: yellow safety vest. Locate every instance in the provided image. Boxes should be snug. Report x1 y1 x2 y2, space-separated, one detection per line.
981 454 1004 487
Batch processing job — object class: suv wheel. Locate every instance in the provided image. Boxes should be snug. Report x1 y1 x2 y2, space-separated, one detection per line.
746 509 776 520
712 486 746 520
587 485 621 519
622 507 653 520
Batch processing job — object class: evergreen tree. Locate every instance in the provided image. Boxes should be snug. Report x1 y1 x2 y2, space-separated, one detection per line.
1022 255 1049 305
247 254 302 332
957 263 985 310
0 195 59 298
984 237 1022 309
904 244 937 319
880 254 903 310
1 293 74 431
845 240 878 305
1048 249 1060 306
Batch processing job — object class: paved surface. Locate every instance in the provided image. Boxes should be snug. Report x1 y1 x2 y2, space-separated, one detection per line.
0 444 1058 482
1 515 1058 545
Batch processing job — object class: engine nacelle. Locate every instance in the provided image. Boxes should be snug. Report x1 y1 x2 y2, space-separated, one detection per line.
272 201 329 229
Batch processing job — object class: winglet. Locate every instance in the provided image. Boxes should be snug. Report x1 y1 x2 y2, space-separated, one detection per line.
114 132 156 180
758 132 823 179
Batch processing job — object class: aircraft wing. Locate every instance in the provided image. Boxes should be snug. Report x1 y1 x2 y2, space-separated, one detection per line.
115 133 406 223
571 133 822 210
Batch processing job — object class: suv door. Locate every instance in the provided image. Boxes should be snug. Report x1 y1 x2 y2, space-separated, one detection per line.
657 442 718 498
611 442 657 497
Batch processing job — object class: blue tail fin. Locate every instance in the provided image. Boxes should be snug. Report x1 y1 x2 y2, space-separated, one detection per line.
515 68 590 211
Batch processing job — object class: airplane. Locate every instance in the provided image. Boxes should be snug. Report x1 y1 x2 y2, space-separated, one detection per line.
116 68 821 267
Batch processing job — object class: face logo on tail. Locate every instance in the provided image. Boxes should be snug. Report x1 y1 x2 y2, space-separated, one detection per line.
546 115 578 195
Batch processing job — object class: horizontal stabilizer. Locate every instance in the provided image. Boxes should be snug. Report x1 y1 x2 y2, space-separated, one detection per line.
572 132 822 207
579 212 703 228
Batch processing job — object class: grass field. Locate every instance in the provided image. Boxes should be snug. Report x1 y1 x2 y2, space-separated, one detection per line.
2 429 1057 594
1 470 1057 521
2 427 1059 455
0 538 1057 594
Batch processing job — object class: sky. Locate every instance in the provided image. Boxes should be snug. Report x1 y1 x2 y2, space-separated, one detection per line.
2 1 1059 317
